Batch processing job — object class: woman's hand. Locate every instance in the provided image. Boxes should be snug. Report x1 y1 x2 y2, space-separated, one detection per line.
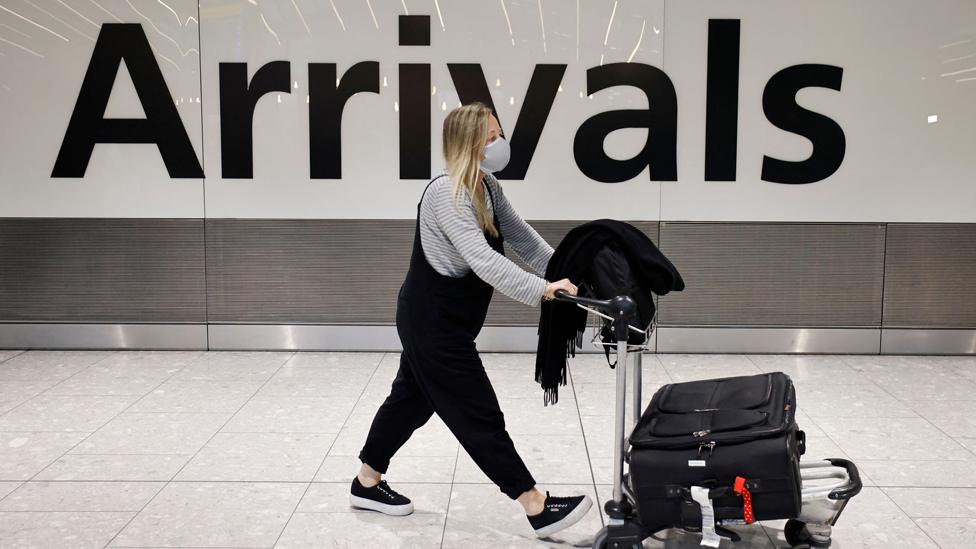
543 278 578 301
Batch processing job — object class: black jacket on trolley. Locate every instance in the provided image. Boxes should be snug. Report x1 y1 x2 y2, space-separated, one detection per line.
535 219 684 405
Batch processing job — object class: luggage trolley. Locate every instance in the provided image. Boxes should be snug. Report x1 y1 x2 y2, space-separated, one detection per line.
553 291 862 549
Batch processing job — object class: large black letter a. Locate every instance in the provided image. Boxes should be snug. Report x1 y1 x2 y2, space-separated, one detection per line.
574 63 677 182
52 23 203 178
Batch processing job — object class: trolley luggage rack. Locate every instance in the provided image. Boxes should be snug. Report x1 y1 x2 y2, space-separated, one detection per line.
553 290 861 549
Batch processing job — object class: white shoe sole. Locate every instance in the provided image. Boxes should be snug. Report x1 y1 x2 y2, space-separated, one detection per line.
533 495 593 538
349 494 415 516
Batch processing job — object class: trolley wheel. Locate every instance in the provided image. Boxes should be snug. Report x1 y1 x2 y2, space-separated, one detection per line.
784 519 831 548
592 526 643 549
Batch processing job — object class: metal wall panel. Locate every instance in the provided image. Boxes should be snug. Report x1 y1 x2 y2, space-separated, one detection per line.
657 327 880 354
4 218 975 354
207 324 596 352
206 219 413 324
882 329 976 354
0 218 205 323
206 219 657 327
883 224 976 328
0 324 207 350
484 221 660 326
657 223 886 327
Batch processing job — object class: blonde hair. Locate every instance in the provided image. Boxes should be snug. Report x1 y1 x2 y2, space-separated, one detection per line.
442 102 498 237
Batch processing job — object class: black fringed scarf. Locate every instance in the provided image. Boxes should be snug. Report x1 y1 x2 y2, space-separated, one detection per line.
535 219 685 405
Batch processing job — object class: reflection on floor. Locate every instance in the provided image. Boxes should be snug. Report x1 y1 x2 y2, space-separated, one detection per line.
0 349 974 548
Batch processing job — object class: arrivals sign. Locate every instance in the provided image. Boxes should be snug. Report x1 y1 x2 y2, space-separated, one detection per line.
1 0 972 222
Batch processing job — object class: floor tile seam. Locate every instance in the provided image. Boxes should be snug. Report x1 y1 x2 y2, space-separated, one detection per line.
874 485 948 549
0 427 357 434
0 350 215 432
0 508 145 514
655 353 688 383
18 358 208 481
328 452 458 458
269 352 388 549
854 370 976 460
568 365 605 529
879 486 976 521
98 351 297 549
438 443 461 549
197 431 343 435
0 480 25 506
0 350 28 365
0 352 127 418
874 484 976 488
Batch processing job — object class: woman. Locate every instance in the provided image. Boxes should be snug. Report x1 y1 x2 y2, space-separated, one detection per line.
350 102 592 537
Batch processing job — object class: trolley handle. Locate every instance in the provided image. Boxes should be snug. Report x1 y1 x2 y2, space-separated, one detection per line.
553 290 637 322
554 290 638 341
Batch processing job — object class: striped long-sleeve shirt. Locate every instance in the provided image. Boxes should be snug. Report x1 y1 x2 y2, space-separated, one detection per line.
419 168 555 306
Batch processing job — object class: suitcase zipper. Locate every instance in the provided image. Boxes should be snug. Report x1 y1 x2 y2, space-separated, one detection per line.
632 382 796 450
697 441 716 457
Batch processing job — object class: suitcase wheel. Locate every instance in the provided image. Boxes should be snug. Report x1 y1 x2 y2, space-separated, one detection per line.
591 526 643 549
784 519 831 548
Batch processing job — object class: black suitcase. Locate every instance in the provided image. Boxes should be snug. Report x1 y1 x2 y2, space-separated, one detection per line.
628 372 804 534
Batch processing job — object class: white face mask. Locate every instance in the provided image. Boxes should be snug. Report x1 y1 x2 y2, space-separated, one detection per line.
481 136 511 174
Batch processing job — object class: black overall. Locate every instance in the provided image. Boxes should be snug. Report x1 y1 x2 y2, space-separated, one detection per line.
359 174 536 500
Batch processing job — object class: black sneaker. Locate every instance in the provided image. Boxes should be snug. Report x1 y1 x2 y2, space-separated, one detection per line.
349 477 414 516
527 491 593 537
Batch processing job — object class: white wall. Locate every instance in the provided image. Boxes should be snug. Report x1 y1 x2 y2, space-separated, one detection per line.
1 0 974 221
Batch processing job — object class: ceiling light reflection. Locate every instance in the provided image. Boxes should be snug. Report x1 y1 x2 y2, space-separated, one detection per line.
126 0 198 55
627 18 646 63
22 0 94 41
365 0 379 30
603 0 617 46
942 51 976 64
433 0 445 31
156 0 182 27
0 23 31 39
291 0 311 33
939 38 972 49
329 0 346 32
939 66 976 77
259 11 281 45
537 0 547 54
55 0 98 28
88 0 123 24
499 0 514 47
0 35 44 58
0 4 69 42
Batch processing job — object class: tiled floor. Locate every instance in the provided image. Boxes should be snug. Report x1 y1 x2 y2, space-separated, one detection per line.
1 349 975 548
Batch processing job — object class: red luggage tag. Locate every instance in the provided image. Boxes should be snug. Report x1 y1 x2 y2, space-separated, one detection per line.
734 476 755 524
